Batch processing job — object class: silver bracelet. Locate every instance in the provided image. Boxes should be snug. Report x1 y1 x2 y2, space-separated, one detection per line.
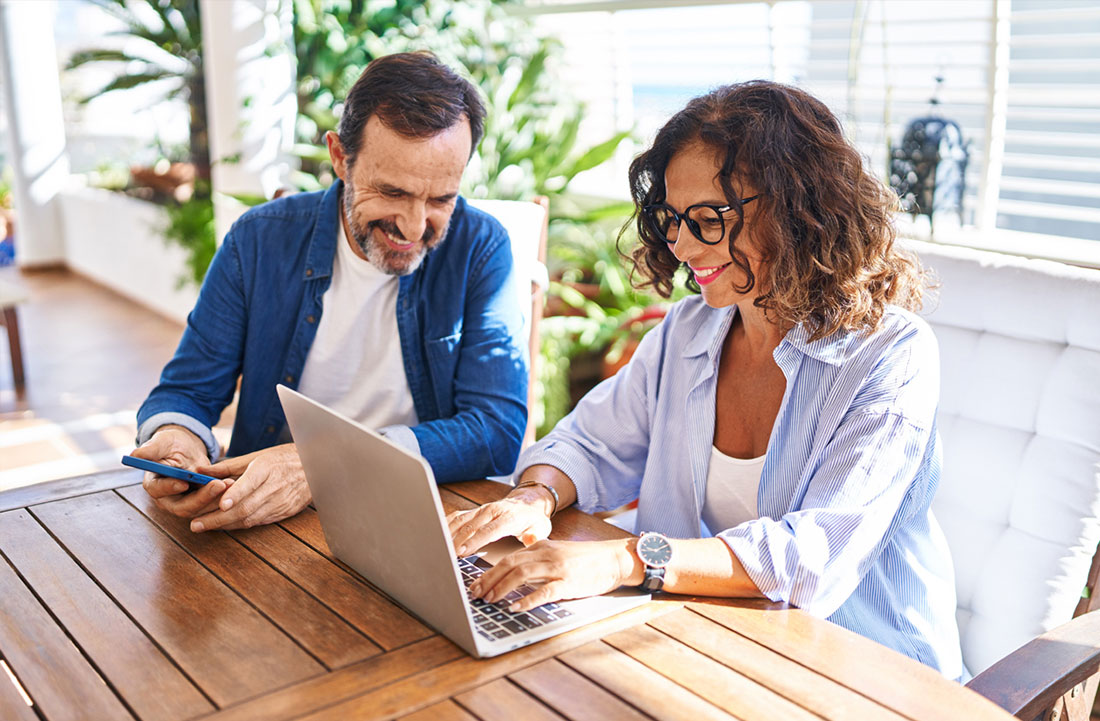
514 480 559 517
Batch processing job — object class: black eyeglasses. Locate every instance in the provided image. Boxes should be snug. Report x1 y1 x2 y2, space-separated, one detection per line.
642 196 760 245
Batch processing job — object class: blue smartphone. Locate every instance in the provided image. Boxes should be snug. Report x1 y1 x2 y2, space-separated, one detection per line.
121 455 216 486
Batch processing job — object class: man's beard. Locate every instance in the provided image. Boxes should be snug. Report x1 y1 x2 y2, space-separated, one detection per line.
342 183 448 277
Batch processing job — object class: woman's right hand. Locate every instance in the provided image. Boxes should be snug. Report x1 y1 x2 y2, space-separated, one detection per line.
447 489 554 557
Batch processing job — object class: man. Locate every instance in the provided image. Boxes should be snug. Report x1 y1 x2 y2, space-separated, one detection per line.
132 52 528 532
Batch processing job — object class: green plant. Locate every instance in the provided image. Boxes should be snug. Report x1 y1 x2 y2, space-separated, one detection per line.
161 186 215 289
532 215 692 435
66 0 210 184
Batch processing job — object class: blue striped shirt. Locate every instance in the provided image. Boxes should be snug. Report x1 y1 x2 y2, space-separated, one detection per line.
517 296 964 678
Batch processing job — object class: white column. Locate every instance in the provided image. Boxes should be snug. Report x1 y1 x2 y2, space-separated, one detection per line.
200 0 296 246
0 0 70 266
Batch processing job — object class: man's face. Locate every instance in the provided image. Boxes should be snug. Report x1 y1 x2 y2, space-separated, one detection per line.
327 115 472 276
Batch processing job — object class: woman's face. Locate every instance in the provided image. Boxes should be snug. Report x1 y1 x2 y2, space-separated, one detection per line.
663 142 766 309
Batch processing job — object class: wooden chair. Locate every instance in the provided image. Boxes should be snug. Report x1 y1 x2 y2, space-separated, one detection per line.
910 239 1100 721
0 279 28 391
466 197 550 447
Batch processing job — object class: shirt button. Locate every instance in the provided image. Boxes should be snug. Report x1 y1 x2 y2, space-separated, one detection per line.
285 375 294 383
305 268 313 277
307 315 316 324
266 425 276 434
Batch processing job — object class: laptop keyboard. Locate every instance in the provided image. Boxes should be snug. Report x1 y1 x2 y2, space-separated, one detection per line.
458 556 574 641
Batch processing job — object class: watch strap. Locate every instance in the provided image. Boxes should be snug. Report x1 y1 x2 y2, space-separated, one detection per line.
641 565 665 592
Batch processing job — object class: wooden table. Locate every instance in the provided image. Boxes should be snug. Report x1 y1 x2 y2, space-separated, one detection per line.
0 469 1014 721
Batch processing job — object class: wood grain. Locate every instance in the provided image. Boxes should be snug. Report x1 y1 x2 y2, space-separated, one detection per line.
0 659 36 721
0 542 134 720
30 491 323 708
118 484 380 669
557 641 737 721
278 507 330 555
0 469 139 513
603 620 822 721
648 608 908 721
398 699 480 721
510 658 652 721
291 602 678 721
0 508 213 721
201 636 464 721
230 520 433 650
690 603 1014 721
454 678 566 721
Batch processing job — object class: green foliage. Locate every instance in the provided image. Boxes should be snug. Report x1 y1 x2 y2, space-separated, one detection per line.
161 187 216 289
289 0 632 204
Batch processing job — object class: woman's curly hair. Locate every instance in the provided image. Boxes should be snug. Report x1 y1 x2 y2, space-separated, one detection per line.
626 80 928 341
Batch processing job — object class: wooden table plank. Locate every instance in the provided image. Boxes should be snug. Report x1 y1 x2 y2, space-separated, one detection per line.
509 658 652 721
454 678 567 721
0 543 134 720
117 485 382 669
0 468 140 513
557 641 738 721
278 507 329 555
398 699 480 721
602 620 823 721
0 659 37 721
230 521 434 651
689 603 1014 721
30 491 323 708
648 608 909 721
0 508 213 721
290 602 680 721
201 636 465 721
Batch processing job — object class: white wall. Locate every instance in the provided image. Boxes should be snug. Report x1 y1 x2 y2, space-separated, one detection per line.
58 184 198 323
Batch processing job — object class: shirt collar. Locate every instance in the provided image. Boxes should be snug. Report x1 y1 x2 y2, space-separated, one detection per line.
679 299 856 367
781 321 858 366
303 180 343 281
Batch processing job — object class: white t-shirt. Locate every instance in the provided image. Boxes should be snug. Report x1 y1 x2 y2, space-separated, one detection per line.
296 220 418 431
701 445 765 534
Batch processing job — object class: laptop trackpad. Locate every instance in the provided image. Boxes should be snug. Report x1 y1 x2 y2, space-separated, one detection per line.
475 536 525 565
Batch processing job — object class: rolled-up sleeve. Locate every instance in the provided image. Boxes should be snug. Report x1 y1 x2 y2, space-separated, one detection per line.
720 409 934 616
718 324 940 618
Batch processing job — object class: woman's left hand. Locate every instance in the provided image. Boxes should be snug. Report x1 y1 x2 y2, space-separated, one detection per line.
469 538 641 613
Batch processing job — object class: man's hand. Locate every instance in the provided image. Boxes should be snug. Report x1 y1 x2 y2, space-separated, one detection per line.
190 443 311 532
136 425 228 519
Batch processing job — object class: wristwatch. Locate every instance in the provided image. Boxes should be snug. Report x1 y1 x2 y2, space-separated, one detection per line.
635 531 673 592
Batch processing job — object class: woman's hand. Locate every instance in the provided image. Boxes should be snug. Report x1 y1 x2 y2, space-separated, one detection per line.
469 538 641 612
447 490 554 557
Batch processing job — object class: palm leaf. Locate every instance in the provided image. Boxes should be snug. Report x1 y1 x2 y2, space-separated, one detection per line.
563 130 633 178
83 70 179 102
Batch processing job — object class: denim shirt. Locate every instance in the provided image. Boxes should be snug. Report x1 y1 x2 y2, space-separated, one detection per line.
137 181 529 483
517 296 964 678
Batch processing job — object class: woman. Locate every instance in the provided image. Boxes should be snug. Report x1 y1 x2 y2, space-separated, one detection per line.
448 81 963 678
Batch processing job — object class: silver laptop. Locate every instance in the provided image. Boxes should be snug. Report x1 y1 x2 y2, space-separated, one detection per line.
277 385 649 658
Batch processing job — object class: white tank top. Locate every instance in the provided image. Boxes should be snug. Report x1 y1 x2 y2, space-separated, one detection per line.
701 445 765 534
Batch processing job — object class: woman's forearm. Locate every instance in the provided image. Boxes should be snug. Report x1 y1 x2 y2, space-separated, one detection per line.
619 536 765 598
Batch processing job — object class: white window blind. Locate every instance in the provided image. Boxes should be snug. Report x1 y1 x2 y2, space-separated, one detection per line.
524 0 1100 259
999 0 1100 242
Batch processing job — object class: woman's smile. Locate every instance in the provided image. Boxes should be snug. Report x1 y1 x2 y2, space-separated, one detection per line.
691 262 731 285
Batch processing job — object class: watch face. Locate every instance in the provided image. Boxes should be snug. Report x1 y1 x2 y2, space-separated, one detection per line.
638 533 672 568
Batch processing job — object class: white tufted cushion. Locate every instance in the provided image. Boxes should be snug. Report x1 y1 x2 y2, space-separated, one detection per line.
906 239 1100 675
